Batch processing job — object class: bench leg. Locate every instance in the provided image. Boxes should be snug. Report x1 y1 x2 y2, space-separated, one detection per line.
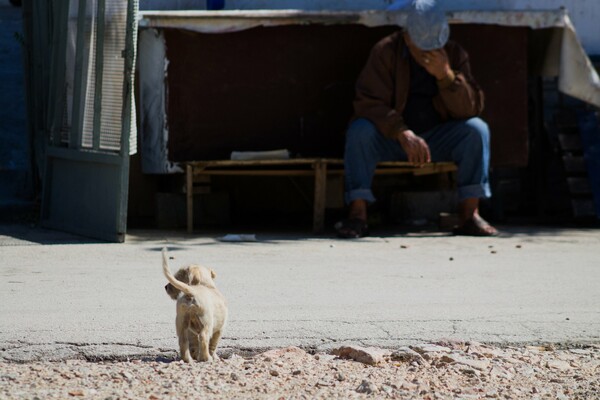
313 161 327 233
186 164 193 234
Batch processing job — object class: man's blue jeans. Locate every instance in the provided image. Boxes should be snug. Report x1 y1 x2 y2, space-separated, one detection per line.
344 117 492 204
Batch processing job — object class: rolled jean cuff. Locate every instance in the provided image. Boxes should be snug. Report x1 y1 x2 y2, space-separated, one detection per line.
458 183 491 201
345 189 376 205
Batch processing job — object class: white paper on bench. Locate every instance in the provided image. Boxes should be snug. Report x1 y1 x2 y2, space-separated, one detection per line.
230 149 291 161
218 234 257 242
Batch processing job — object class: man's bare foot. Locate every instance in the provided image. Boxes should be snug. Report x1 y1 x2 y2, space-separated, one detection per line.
334 218 369 238
335 199 369 238
454 213 498 236
348 199 367 221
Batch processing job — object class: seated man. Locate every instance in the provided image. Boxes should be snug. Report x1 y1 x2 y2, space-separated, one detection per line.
335 0 498 238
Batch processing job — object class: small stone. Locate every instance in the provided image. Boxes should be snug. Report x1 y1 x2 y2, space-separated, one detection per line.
438 355 457 364
399 380 418 391
400 245 408 249
260 346 307 360
516 244 522 248
292 370 302 376
230 372 239 381
316 380 334 387
334 372 345 381
491 250 497 254
269 369 279 377
460 368 478 376
356 380 378 394
380 384 394 395
68 390 84 397
120 371 134 381
449 257 454 261
331 346 389 365
569 349 590 355
454 357 490 371
390 347 425 363
411 344 451 355
490 366 513 380
547 360 572 371
206 384 218 392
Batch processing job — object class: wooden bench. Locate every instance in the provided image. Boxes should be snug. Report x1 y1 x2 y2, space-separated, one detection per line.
185 159 457 233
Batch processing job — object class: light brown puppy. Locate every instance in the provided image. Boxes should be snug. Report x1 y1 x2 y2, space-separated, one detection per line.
163 263 207 360
162 248 228 363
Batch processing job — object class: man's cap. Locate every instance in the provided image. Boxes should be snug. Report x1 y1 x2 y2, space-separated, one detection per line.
389 0 450 51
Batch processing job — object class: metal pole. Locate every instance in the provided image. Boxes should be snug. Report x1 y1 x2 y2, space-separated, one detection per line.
69 0 88 149
92 0 106 150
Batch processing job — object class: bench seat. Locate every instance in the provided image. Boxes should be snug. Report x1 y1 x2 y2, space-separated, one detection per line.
185 158 457 233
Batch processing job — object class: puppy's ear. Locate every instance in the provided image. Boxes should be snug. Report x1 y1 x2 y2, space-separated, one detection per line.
174 268 188 283
165 284 180 300
210 269 217 279
189 267 201 285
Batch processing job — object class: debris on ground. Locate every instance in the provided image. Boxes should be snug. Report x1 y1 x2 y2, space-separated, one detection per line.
1 342 598 399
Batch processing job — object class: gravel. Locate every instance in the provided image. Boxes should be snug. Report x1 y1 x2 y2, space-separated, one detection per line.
1 342 598 399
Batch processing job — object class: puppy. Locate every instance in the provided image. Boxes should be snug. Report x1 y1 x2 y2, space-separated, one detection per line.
162 248 228 362
163 263 206 360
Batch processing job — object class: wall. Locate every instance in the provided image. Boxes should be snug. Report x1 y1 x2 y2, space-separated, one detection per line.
160 23 529 167
0 1 31 212
140 0 600 55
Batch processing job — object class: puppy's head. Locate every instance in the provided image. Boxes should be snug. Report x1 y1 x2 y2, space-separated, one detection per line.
165 264 217 300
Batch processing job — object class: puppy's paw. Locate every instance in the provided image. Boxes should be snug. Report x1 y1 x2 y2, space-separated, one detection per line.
196 354 213 362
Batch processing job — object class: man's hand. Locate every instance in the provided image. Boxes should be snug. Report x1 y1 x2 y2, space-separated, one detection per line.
403 31 452 81
396 129 431 166
418 49 452 81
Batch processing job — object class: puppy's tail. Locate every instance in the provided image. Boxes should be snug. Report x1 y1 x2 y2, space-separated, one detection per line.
162 247 194 297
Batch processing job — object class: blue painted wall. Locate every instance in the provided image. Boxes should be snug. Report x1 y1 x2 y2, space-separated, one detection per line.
0 1 30 211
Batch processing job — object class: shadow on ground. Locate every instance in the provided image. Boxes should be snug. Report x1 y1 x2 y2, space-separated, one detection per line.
0 224 104 245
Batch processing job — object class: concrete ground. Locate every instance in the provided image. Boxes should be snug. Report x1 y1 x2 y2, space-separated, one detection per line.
1 223 599 362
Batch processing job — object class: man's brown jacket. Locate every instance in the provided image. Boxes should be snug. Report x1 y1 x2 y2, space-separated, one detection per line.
353 30 485 139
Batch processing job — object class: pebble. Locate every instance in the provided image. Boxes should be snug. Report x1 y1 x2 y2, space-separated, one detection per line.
356 379 378 394
331 345 388 365
391 347 425 364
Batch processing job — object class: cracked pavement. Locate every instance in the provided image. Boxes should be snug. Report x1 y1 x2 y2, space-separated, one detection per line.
1 224 599 362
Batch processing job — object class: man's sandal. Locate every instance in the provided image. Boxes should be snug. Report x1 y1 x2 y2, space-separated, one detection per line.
453 218 498 237
334 218 369 239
